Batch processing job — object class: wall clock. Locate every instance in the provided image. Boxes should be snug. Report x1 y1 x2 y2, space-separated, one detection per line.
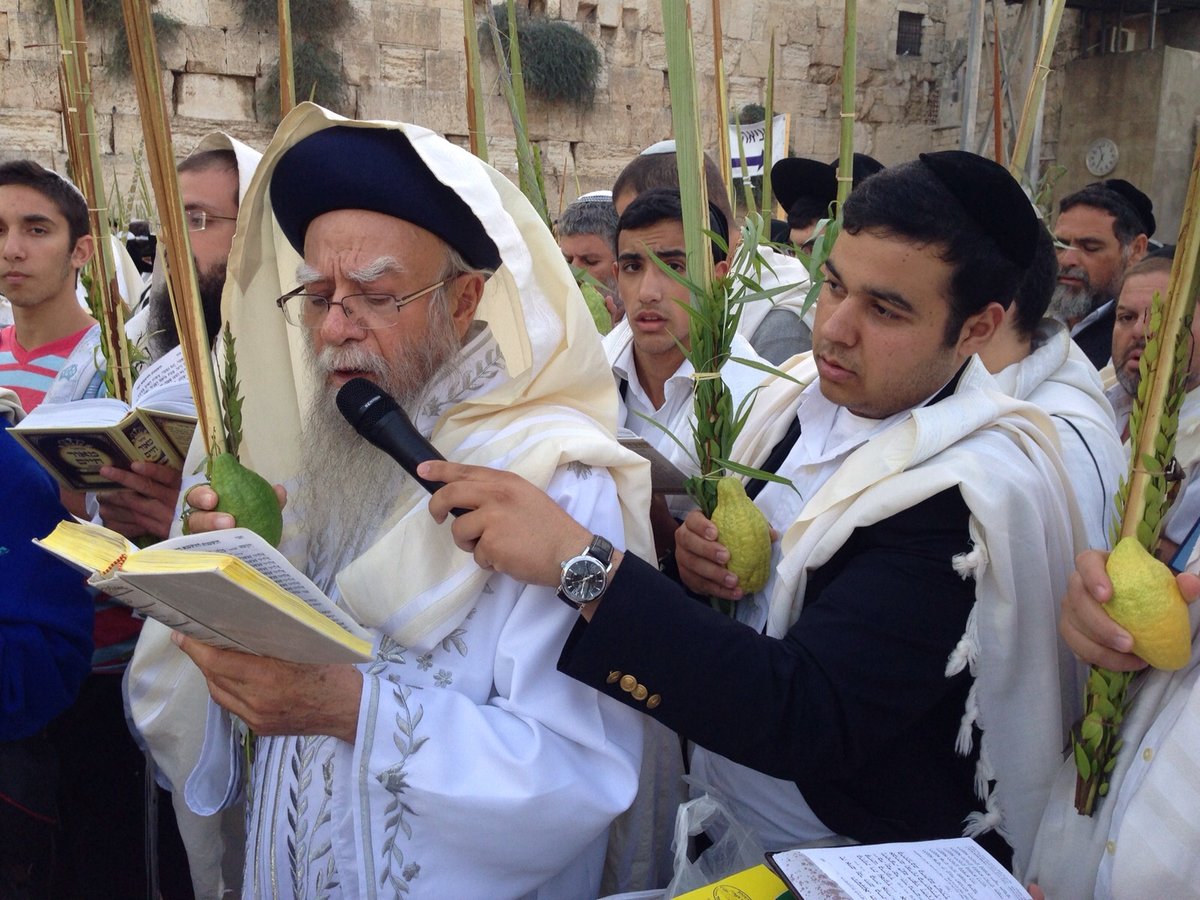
1086 138 1119 177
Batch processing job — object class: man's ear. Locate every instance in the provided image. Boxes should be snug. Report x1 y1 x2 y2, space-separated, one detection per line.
1128 233 1149 265
957 301 1006 357
714 259 730 279
70 233 95 270
449 272 485 338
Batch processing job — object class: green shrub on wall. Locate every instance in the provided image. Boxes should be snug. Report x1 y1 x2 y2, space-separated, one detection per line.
480 4 601 107
251 0 354 123
39 0 182 75
258 39 348 122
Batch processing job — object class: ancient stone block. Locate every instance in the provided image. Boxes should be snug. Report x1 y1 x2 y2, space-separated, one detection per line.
609 20 642 67
224 27 265 78
174 72 255 121
183 26 226 74
607 66 664 107
0 12 11 63
0 109 65 155
425 49 465 95
598 0 621 29
342 40 380 86
374 4 442 49
642 31 666 70
380 46 426 87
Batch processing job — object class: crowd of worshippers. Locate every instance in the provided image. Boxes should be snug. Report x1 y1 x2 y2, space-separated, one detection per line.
1 104 1197 900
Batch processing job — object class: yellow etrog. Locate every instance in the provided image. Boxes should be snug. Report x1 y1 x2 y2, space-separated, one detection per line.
1104 536 1192 670
208 452 284 548
711 476 771 593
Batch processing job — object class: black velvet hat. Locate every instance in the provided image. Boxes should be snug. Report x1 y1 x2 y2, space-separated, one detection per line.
918 150 1040 269
270 126 502 271
1094 178 1156 238
771 153 884 217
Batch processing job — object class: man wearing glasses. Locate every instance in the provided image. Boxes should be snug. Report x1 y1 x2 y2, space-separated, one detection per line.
132 106 650 899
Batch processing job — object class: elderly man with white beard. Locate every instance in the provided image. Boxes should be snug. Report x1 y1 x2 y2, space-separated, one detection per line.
126 105 652 899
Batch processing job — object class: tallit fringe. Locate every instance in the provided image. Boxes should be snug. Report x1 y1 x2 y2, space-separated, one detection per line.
962 745 1001 836
944 603 980 678
951 542 988 580
973 743 996 799
954 680 980 755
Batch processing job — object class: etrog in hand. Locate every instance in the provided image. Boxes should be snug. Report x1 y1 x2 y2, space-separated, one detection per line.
711 476 771 593
1104 536 1192 670
207 452 283 547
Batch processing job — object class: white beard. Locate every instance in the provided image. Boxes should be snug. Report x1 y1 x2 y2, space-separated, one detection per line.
295 301 464 589
1048 281 1099 323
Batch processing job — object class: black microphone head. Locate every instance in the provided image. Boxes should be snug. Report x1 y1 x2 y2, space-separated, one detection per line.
336 377 399 432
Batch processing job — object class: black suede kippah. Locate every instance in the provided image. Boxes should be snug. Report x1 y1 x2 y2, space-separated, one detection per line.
918 150 1038 269
772 153 884 216
270 126 501 271
1095 178 1156 238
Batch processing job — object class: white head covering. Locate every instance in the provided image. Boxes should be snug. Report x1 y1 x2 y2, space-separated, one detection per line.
185 132 263 208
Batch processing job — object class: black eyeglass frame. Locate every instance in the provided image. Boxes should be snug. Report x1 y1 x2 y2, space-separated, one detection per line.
275 280 447 329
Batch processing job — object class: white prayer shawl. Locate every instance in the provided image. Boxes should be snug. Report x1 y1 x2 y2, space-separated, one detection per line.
989 319 1123 551
130 104 652 898
735 244 813 341
42 323 105 404
1026 599 1200 899
711 353 1087 880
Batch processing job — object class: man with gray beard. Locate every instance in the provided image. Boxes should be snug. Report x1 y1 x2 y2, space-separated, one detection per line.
130 108 652 899
1049 179 1153 368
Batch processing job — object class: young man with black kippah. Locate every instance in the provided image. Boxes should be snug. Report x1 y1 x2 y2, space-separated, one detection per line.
1051 178 1154 367
423 151 1086 881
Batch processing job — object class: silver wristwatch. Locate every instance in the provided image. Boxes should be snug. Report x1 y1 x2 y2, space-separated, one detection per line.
556 535 615 610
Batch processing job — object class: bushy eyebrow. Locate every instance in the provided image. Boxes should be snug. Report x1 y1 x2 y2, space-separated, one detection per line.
294 256 407 286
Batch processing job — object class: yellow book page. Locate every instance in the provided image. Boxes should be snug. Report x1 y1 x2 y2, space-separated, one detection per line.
37 520 135 573
121 551 352 639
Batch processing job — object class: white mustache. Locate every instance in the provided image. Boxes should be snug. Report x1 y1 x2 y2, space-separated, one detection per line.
1060 265 1090 287
316 345 388 378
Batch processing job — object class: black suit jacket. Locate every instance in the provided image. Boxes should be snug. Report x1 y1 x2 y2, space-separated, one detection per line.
558 487 1013 866
1071 301 1115 369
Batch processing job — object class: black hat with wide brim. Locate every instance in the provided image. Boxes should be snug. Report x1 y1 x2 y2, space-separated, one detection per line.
270 126 502 271
771 153 885 216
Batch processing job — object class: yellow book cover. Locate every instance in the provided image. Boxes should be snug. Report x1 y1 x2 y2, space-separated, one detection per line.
676 863 791 899
37 520 372 663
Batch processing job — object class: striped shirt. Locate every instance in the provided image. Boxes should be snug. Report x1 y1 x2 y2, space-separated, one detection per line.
0 324 94 413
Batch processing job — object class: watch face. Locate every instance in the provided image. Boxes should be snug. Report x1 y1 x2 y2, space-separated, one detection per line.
563 556 607 602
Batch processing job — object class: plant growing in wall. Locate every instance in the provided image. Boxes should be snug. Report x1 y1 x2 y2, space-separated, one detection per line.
39 0 182 75
244 0 352 122
480 3 601 107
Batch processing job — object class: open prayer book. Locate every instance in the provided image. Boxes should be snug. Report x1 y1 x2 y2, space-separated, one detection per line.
11 358 197 491
766 838 1029 900
36 520 373 664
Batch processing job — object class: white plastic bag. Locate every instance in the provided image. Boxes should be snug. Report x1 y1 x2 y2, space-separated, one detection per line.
664 792 765 898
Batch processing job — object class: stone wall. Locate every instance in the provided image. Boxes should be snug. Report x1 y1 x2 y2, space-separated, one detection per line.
0 0 1077 218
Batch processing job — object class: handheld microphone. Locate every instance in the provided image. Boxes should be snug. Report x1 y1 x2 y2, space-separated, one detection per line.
335 377 468 516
